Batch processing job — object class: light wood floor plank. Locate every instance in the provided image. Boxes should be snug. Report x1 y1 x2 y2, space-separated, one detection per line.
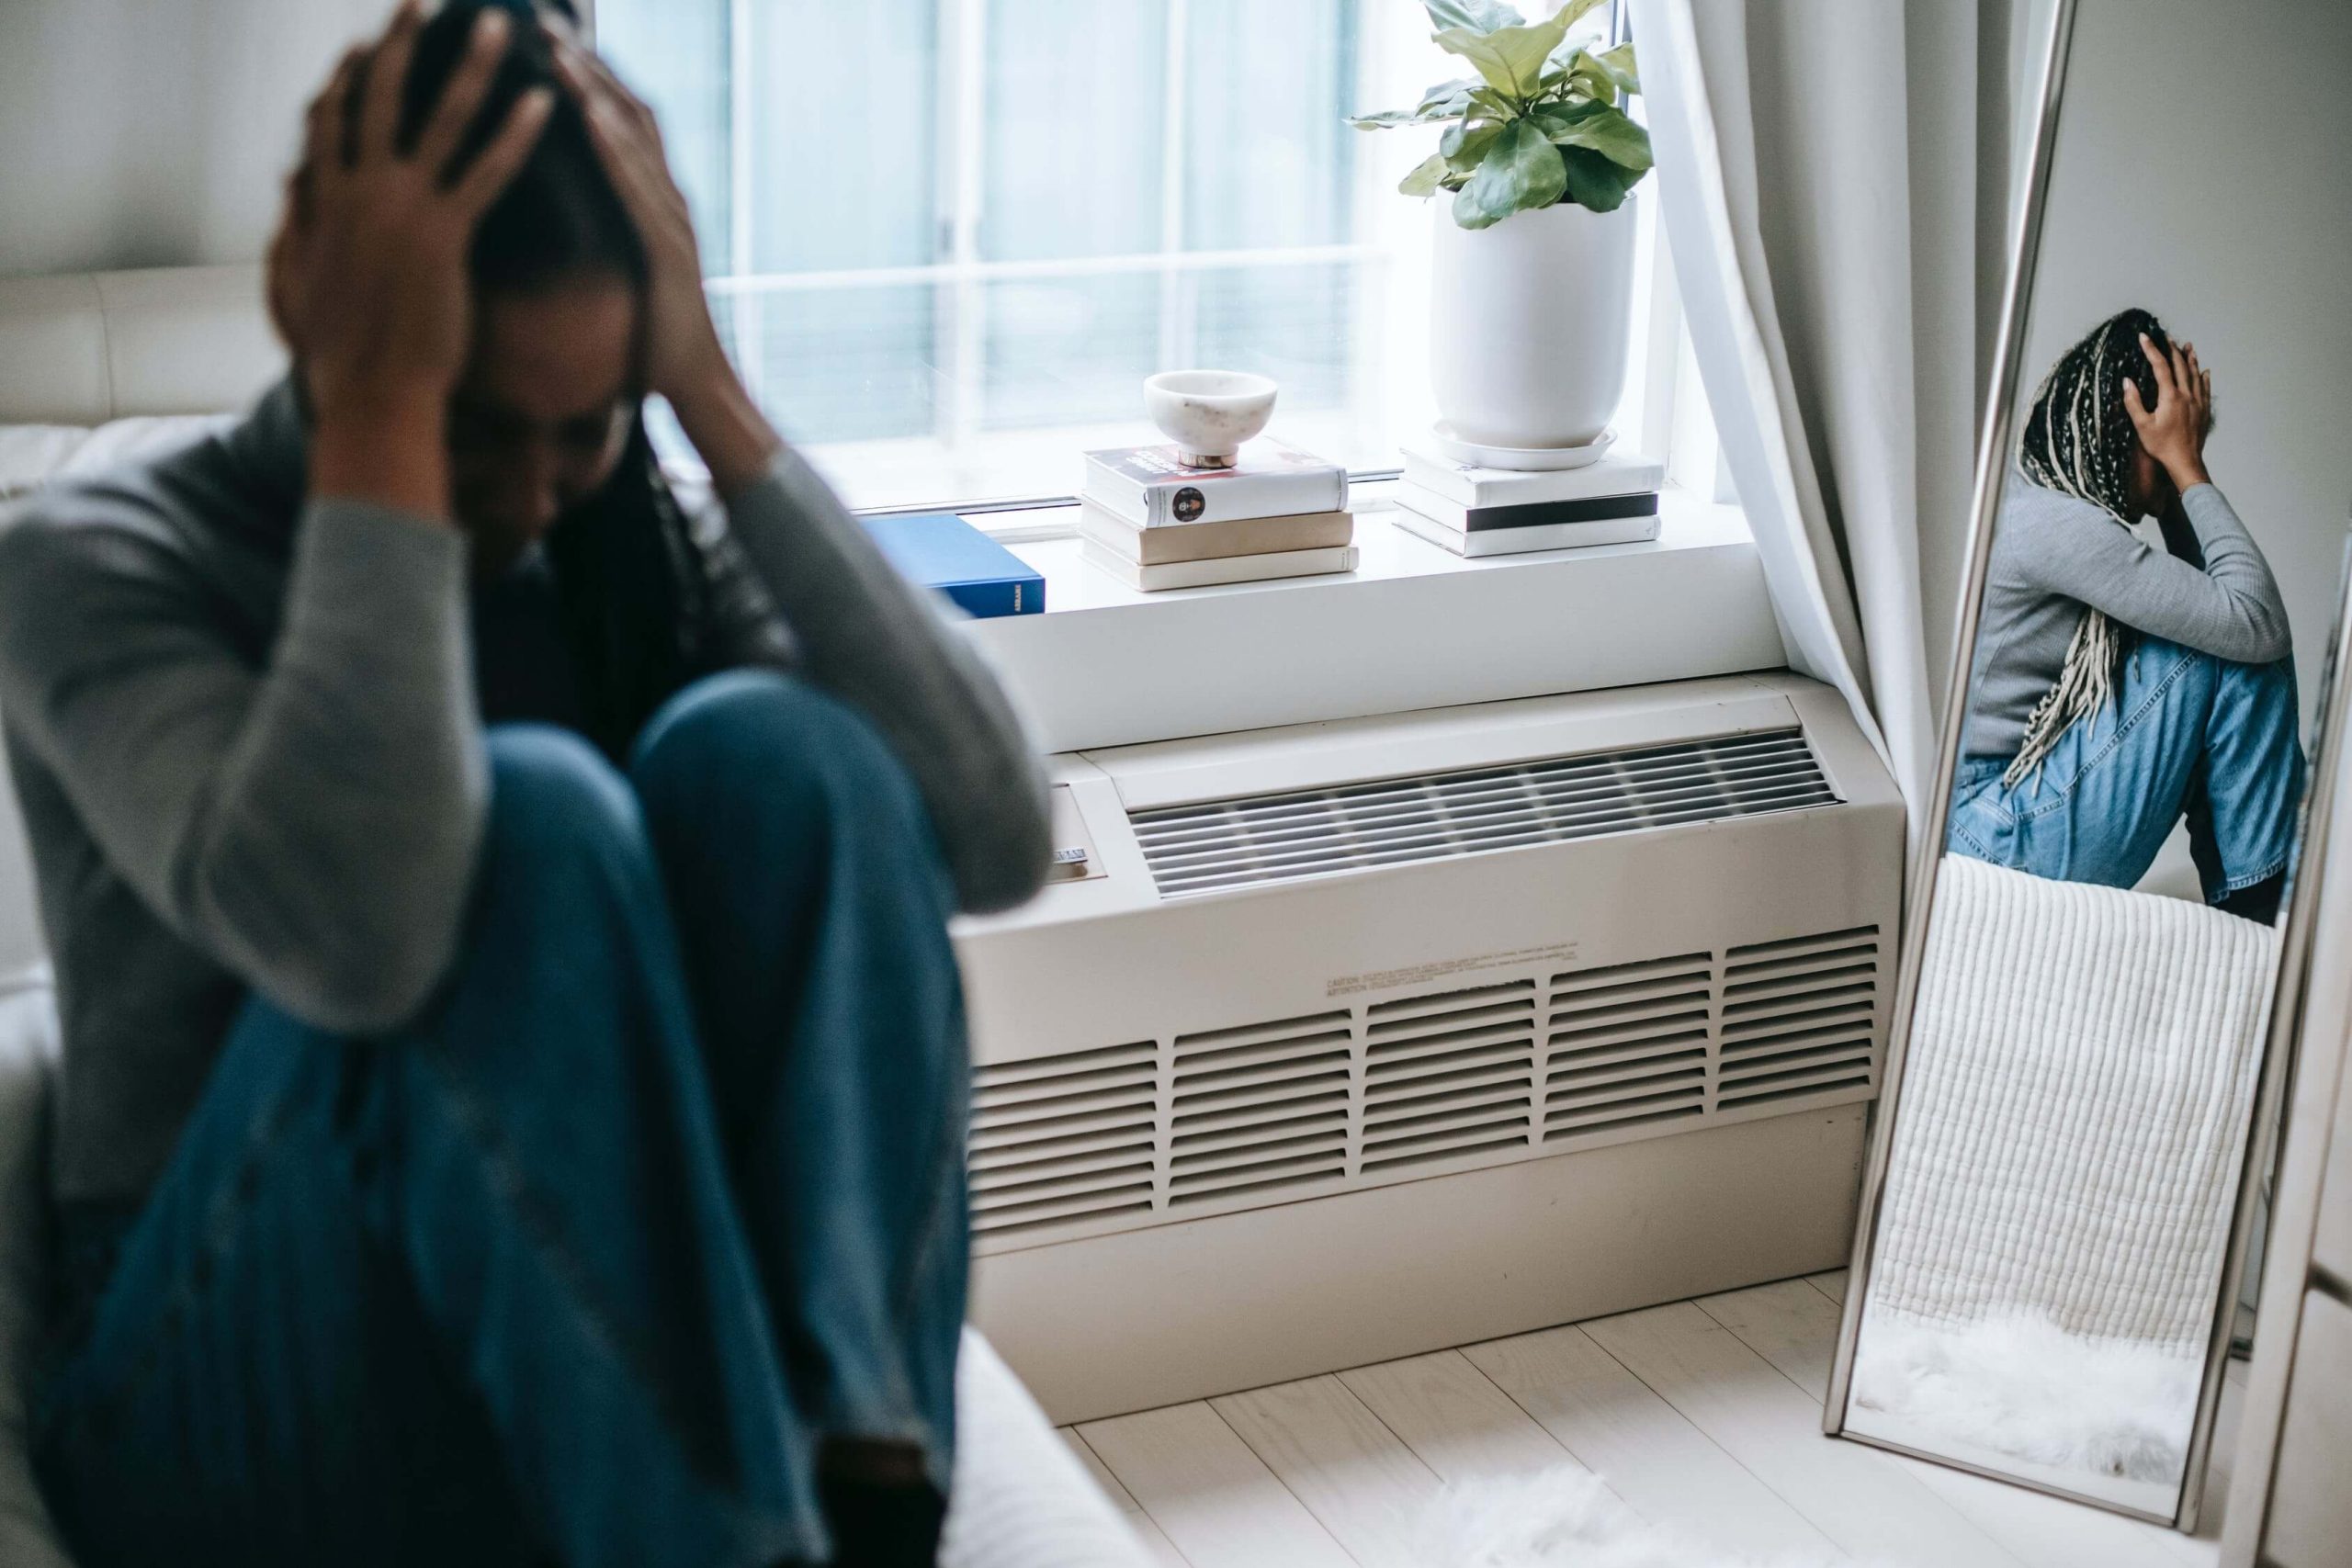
1078 1402 1356 1568
1131 1513 1193 1568
1583 1301 2023 1568
1212 1375 1445 1568
1698 1280 2206 1568
1462 1323 1838 1560
1337 1349 1606 1492
1808 1268 1849 1303
1061 1427 1143 1514
1696 1279 1842 1399
1058 1426 1194 1565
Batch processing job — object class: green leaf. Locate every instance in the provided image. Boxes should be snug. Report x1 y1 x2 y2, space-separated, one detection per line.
1452 118 1567 229
1436 24 1552 97
1466 86 1519 121
1420 0 1523 33
1542 6 1634 84
1349 76 1486 131
1348 78 1483 131
1597 41 1640 94
1539 101 1652 171
1559 144 1638 211
1398 152 1452 197
1441 118 1507 174
1419 77 1480 116
1436 0 1593 98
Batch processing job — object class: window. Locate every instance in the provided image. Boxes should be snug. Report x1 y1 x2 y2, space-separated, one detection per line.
595 0 1704 516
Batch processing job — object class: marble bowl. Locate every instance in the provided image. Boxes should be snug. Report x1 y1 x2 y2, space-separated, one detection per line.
1144 370 1278 468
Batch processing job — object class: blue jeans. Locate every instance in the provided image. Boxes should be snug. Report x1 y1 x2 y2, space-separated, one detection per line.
1948 637 2302 903
32 671 971 1568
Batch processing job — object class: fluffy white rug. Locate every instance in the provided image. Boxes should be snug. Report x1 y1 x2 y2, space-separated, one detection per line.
1849 1309 2200 1483
1418 1467 1869 1568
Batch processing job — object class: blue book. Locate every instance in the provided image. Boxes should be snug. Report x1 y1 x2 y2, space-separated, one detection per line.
860 512 1046 619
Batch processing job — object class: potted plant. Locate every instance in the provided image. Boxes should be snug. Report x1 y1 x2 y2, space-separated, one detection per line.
1352 0 1653 457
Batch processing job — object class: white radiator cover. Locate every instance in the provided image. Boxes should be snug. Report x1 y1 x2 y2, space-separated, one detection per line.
954 671 1903 1420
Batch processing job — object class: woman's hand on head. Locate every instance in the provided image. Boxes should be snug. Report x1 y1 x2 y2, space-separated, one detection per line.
271 1 551 518
550 28 783 497
2122 332 2213 495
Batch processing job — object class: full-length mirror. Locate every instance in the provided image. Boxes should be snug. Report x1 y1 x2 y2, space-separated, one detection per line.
1827 0 2352 1525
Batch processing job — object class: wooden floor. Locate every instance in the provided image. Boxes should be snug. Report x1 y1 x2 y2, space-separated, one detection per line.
1058 1271 2242 1567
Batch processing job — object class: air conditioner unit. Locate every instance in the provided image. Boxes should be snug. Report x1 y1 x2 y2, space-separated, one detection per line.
954 671 1902 1422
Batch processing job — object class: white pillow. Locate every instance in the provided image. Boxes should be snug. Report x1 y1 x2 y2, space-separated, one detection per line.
0 430 90 503
53 414 233 484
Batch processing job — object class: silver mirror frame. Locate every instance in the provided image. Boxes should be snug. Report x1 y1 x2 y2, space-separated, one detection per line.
1819 0 2337 1528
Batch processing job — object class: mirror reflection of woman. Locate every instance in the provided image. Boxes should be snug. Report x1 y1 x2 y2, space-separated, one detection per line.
1949 308 2301 922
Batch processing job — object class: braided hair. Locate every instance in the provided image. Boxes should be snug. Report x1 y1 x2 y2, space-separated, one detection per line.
2003 307 2176 785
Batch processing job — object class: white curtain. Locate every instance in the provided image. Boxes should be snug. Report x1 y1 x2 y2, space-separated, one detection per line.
1632 0 2025 828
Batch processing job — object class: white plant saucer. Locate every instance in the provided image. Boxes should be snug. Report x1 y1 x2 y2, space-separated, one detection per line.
1430 423 1615 472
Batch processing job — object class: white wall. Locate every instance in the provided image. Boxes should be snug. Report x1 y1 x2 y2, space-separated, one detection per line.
0 0 390 277
2016 0 2352 715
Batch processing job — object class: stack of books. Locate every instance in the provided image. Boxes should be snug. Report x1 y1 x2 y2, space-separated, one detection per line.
1079 440 1356 591
1394 442 1667 558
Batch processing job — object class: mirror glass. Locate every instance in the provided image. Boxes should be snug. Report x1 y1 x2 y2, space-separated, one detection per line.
1833 0 2352 1521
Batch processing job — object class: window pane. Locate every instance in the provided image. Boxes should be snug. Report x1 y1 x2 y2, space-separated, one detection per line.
1189 262 1362 414
981 1 1168 263
1182 0 1358 252
730 285 939 446
982 275 1161 431
743 1 938 273
595 0 730 272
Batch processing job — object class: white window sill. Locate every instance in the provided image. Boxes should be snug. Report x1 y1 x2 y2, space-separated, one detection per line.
954 480 1786 754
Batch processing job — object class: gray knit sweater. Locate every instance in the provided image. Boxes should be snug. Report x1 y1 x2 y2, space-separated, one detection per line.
1962 474 2291 759
0 382 1049 1214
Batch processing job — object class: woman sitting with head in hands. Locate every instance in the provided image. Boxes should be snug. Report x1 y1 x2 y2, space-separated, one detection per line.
0 3 1048 1564
1948 308 2301 923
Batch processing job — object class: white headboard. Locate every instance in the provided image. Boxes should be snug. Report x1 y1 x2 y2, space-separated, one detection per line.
0 263 280 424
0 265 285 972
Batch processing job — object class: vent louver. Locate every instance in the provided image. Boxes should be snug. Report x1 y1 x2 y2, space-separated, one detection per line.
1169 1012 1351 1205
967 923 1884 1251
1544 953 1712 1142
969 1041 1157 1238
1130 728 1838 897
1717 927 1882 1108
1363 981 1539 1174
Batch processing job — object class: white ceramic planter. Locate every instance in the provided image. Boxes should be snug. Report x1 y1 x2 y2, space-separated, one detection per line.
1430 197 1637 451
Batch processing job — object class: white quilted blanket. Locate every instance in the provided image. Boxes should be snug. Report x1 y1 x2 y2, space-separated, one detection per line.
1869 854 2277 1350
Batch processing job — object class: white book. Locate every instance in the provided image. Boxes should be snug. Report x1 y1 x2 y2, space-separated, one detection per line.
1393 481 1658 536
1080 539 1359 592
1390 504 1661 558
1398 443 1666 510
1078 500 1354 565
1081 439 1347 527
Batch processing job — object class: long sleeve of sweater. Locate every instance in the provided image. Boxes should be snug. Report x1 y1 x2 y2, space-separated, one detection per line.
0 500 486 1034
2009 482 2291 664
715 449 1051 913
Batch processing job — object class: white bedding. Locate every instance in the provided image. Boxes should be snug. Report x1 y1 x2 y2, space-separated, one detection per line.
1869 853 2276 1349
